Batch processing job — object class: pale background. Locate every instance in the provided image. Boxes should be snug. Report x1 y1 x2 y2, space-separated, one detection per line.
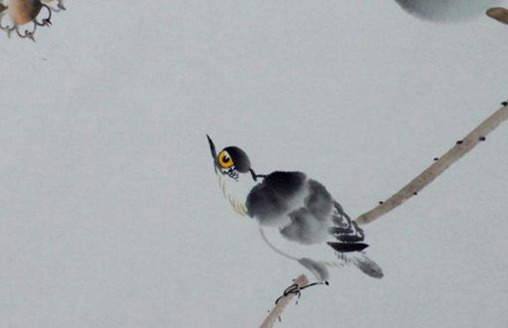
1 1 507 327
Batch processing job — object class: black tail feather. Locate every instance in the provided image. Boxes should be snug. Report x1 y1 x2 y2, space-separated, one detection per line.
327 242 369 253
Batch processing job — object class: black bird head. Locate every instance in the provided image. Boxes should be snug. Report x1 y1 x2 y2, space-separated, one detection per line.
207 135 257 181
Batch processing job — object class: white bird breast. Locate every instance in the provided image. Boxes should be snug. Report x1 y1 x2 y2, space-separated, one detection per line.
216 174 249 217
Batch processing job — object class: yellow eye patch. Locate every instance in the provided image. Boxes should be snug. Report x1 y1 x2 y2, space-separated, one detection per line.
218 150 234 169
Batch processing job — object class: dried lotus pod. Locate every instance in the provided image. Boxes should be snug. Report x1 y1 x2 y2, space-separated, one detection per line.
0 0 65 41
486 7 508 25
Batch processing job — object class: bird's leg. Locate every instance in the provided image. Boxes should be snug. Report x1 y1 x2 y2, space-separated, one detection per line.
249 168 266 182
299 281 329 291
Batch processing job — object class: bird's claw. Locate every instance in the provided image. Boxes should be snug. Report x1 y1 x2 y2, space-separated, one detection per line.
275 283 301 304
274 280 328 304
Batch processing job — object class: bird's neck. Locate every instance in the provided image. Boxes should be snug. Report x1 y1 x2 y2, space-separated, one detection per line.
216 174 255 217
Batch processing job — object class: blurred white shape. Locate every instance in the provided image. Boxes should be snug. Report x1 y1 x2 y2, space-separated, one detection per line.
394 0 504 21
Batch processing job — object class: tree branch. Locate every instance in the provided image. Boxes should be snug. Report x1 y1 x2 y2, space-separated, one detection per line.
355 102 508 226
487 7 508 25
259 275 309 328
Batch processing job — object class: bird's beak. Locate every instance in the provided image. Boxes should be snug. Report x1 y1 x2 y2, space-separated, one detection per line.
206 135 219 173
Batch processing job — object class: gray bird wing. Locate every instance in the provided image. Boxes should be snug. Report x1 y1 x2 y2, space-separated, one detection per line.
278 179 335 245
246 172 334 244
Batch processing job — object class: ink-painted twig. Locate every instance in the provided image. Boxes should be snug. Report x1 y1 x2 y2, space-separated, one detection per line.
355 102 508 226
260 275 309 328
487 7 508 25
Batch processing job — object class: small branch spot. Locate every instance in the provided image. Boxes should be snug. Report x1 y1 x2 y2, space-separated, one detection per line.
479 136 486 141
378 201 384 205
433 157 439 161
456 140 463 145
413 192 418 196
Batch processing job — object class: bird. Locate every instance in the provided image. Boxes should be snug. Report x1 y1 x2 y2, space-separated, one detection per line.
207 135 383 282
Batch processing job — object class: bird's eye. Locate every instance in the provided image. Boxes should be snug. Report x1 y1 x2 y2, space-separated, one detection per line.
218 151 234 169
